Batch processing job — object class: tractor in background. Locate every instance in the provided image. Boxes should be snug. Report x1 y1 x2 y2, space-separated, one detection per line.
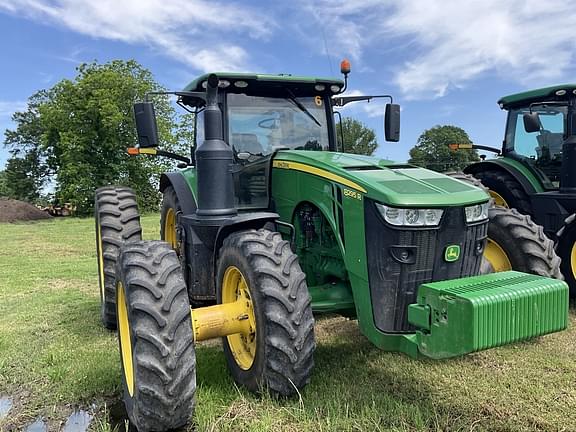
95 63 568 431
461 84 576 296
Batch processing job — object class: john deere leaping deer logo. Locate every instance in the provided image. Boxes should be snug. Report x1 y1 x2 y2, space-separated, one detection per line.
444 245 460 262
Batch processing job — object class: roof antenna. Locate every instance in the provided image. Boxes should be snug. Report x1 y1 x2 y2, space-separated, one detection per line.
317 10 334 76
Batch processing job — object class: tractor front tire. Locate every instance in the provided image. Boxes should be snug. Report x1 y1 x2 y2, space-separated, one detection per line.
95 186 142 330
556 214 576 297
483 207 562 278
473 170 532 215
217 229 315 396
115 241 196 431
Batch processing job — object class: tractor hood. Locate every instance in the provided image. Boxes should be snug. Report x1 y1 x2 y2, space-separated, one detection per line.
273 151 489 207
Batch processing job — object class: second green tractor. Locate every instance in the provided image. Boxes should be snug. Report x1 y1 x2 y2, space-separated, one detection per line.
460 84 576 296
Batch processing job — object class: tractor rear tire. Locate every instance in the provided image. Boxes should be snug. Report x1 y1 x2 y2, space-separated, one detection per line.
115 241 196 432
95 186 142 330
217 229 315 396
483 207 562 278
160 186 181 254
473 170 532 215
555 214 576 297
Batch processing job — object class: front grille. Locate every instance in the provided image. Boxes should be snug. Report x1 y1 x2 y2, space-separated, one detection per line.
364 200 488 333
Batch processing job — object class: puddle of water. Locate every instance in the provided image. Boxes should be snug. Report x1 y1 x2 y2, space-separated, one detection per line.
25 418 47 432
0 397 12 419
62 410 92 432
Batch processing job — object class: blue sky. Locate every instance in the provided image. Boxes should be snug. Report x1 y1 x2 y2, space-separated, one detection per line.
1 0 576 167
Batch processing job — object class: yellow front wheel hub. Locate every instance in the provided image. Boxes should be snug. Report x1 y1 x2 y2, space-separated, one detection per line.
164 208 178 249
489 190 509 208
222 266 256 370
484 238 512 272
117 282 135 396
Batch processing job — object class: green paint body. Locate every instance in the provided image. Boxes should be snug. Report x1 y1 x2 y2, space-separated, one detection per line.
177 150 568 358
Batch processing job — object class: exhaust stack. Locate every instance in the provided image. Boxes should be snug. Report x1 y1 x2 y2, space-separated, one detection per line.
195 74 237 218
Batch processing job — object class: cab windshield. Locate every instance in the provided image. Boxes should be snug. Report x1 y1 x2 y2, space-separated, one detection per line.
227 93 330 157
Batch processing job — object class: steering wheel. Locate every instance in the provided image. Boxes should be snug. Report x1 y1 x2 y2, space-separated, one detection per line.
258 118 278 129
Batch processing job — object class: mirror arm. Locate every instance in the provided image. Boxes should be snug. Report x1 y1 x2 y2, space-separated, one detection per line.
333 94 393 107
157 149 191 165
127 147 191 165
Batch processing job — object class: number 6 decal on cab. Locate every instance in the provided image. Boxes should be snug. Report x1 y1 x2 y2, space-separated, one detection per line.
314 96 322 106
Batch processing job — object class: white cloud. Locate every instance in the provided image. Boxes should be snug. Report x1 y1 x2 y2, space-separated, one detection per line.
0 0 275 72
0 101 27 118
304 0 576 100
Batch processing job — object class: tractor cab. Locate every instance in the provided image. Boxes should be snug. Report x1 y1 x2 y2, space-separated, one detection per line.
179 73 341 210
176 72 400 211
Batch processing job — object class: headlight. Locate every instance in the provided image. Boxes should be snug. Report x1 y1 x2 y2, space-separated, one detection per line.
465 202 489 223
376 204 443 227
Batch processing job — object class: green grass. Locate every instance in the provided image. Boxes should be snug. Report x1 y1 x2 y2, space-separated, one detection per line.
0 216 575 431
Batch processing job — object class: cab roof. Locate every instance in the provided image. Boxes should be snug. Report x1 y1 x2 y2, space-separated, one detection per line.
498 84 576 109
182 72 344 93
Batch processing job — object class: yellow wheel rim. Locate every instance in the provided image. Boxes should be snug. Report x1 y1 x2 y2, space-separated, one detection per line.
117 282 135 396
484 238 512 272
164 208 178 249
97 222 105 299
489 190 509 208
222 266 256 370
571 242 576 281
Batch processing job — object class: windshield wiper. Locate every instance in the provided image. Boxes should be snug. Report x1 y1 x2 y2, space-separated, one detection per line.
285 89 321 127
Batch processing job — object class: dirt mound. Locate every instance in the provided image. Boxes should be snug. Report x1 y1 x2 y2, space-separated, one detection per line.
0 198 52 223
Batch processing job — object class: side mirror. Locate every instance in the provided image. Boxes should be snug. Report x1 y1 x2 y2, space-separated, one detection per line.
134 102 159 147
385 103 400 142
523 112 541 133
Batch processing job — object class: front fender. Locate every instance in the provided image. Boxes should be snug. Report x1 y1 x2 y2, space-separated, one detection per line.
159 172 197 215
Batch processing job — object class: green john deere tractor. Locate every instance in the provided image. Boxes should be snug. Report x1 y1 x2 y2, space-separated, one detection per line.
460 84 576 296
95 65 568 431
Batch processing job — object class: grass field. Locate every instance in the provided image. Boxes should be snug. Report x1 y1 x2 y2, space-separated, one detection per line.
0 215 575 431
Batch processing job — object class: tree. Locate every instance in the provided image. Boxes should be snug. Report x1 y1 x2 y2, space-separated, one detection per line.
0 170 8 197
408 125 479 172
4 60 189 214
337 117 378 155
2 150 46 202
3 90 51 201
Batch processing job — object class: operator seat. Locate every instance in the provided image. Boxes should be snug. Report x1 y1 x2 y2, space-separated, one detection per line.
231 133 264 156
536 131 564 158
